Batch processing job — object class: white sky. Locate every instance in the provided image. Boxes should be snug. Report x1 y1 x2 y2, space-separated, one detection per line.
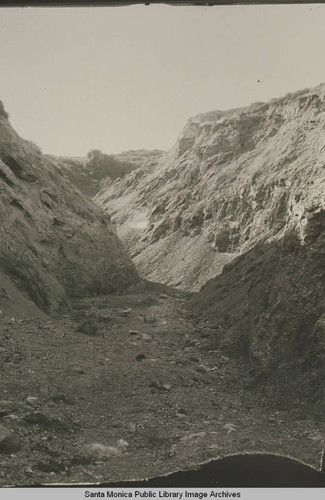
1 4 325 156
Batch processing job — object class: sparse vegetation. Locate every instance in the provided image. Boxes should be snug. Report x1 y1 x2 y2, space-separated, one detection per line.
27 141 42 155
87 149 102 159
0 100 9 119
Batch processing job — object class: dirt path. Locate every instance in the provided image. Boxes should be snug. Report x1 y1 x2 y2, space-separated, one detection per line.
0 285 324 486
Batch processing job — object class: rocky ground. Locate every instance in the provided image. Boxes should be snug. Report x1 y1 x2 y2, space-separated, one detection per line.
1 283 324 486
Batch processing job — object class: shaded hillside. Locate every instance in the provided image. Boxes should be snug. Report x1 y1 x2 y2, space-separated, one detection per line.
0 103 139 318
95 84 325 291
49 149 165 197
189 213 325 412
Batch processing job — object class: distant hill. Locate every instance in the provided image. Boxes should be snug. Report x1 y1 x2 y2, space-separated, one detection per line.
47 149 165 198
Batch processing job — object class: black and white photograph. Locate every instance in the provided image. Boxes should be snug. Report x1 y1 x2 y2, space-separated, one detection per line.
0 1 325 489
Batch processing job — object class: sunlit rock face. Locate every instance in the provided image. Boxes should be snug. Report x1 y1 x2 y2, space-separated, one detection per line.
96 84 325 291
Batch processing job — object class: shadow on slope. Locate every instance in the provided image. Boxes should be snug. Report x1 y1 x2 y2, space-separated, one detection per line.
189 211 325 413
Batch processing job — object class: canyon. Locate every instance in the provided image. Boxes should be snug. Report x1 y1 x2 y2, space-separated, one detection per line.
1 85 325 486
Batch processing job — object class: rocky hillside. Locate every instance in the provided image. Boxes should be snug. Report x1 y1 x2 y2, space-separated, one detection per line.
0 103 139 318
189 213 325 413
95 84 325 291
48 149 165 198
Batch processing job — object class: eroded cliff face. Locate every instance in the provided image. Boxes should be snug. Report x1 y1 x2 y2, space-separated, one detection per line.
0 110 139 318
95 84 325 291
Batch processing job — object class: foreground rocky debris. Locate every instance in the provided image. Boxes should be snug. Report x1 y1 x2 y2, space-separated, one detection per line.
0 285 324 486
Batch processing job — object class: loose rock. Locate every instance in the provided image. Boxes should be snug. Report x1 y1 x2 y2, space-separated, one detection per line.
26 397 38 407
136 354 146 361
196 364 210 373
83 443 121 458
